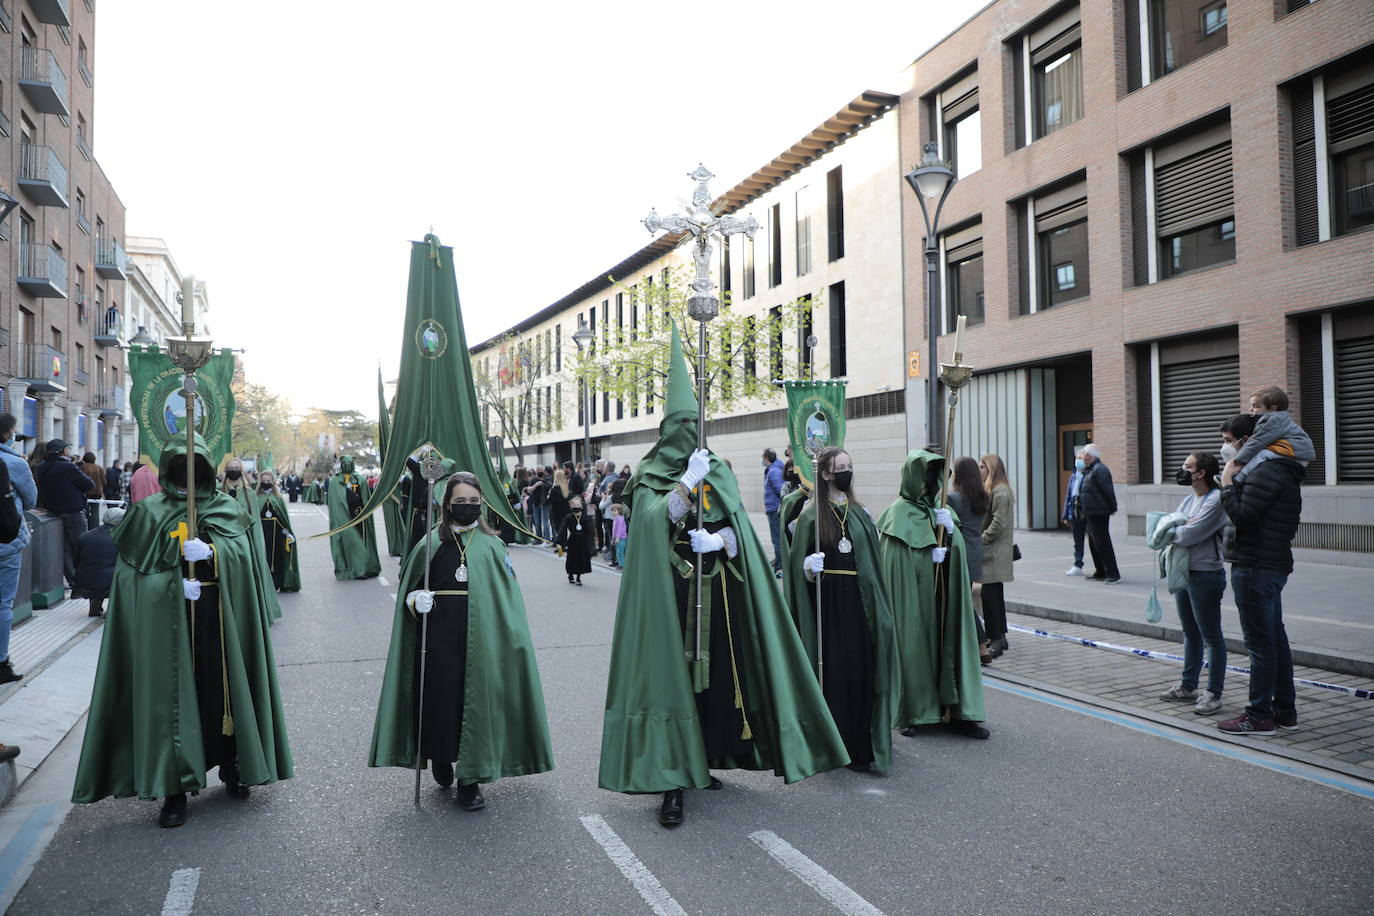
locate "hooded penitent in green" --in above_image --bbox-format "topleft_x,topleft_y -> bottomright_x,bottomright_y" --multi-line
73,435 -> 293,802
305,480 -> 323,504
222,478 -> 283,622
369,527 -> 553,783
260,487 -> 301,592
328,457 -> 381,579
784,494 -> 899,770
377,367 -> 405,557
876,450 -> 985,725
598,324 -> 848,792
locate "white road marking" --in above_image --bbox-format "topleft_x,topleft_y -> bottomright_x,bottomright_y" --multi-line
389,593 -> 397,601
750,830 -> 885,916
160,868 -> 201,916
378,576 -> 390,587
579,815 -> 686,916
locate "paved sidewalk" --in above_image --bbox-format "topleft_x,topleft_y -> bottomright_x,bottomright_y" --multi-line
1005,529 -> 1374,676
987,610 -> 1374,781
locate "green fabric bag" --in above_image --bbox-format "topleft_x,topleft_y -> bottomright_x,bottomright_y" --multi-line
1146,584 -> 1163,624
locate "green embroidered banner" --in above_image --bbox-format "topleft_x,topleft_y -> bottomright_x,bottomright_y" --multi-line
128,346 -> 237,467
783,379 -> 847,489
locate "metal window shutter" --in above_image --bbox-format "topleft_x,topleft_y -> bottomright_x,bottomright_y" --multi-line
1136,347 -> 1154,483
1292,82 -> 1319,247
1155,142 -> 1234,237
943,86 -> 978,123
1131,155 -> 1149,286
1327,81 -> 1374,151
1125,0 -> 1142,92
1160,355 -> 1240,474
1335,334 -> 1374,483
1298,315 -> 1327,485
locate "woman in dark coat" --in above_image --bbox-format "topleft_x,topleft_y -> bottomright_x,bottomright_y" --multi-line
947,456 -> 990,664
73,507 -> 124,617
556,495 -> 594,585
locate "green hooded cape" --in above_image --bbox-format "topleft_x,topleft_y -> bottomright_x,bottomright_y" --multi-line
261,488 -> 301,592
305,480 -> 323,504
369,527 -> 554,782
598,324 -> 848,792
783,496 -> 900,770
73,435 -> 294,802
875,450 -> 985,725
222,479 -> 283,622
328,456 -> 382,579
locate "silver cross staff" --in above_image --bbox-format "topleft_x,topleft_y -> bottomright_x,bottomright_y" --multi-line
643,166 -> 758,673
414,448 -> 447,806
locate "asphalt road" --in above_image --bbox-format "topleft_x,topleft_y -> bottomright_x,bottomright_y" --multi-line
10,505 -> 1374,915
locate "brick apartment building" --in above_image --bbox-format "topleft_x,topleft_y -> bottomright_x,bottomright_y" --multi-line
0,0 -> 130,462
900,0 -> 1373,546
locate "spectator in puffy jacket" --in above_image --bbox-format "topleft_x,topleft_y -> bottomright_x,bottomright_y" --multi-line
74,506 -> 125,617
0,414 -> 37,684
1078,443 -> 1120,583
1216,413 -> 1304,738
35,439 -> 95,588
762,448 -> 784,574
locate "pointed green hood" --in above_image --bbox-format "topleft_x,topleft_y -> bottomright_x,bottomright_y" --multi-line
626,321 -> 700,498
158,432 -> 220,499
876,449 -> 945,550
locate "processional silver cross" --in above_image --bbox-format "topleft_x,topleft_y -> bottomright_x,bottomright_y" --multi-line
642,165 -> 758,671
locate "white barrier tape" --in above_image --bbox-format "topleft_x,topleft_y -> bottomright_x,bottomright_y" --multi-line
1005,623 -> 1374,701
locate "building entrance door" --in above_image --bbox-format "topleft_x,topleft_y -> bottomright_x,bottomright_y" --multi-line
1057,423 -> 1093,528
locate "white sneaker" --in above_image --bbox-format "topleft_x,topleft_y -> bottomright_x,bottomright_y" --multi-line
1193,693 -> 1223,716
1065,566 -> 1084,576
1159,683 -> 1198,701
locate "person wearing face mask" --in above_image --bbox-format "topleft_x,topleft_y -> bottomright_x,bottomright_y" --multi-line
370,472 -> 553,812
73,434 -> 294,828
556,495 -> 594,585
327,455 -> 381,580
785,447 -> 899,773
1076,443 -> 1120,584
220,457 -> 283,623
599,324 -> 847,829
256,471 -> 300,593
1152,451 -> 1228,716
1062,448 -> 1088,576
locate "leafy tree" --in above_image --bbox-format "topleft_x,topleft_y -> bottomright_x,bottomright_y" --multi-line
474,331 -> 549,466
230,364 -> 292,471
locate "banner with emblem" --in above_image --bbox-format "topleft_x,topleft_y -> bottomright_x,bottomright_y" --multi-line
329,234 -> 520,535
127,345 -> 237,467
783,379 -> 848,489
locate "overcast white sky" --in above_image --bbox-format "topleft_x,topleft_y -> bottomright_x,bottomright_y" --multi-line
96,0 -> 985,418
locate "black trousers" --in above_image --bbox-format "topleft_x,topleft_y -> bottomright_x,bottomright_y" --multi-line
1085,514 -> 1120,579
982,582 -> 1007,641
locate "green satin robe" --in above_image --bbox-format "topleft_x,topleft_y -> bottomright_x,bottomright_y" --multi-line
369,528 -> 553,783
73,442 -> 293,802
875,450 -> 986,725
261,490 -> 301,592
223,482 -> 283,622
327,472 -> 381,579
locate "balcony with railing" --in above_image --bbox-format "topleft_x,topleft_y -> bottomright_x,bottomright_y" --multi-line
26,0 -> 71,27
19,46 -> 69,117
95,238 -> 127,279
17,342 -> 67,392
18,144 -> 69,208
95,384 -> 125,416
16,243 -> 67,298
94,307 -> 121,346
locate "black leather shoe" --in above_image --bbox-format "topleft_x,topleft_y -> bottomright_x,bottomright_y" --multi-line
220,764 -> 251,799
900,725 -> 927,738
0,662 -> 21,685
158,793 -> 188,828
846,761 -> 872,772
455,782 -> 485,811
705,776 -> 723,790
658,789 -> 683,827
432,760 -> 454,788
942,720 -> 991,740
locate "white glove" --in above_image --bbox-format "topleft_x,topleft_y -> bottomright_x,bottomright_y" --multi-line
183,578 -> 202,600
407,590 -> 435,614
803,552 -> 825,580
680,448 -> 711,490
183,538 -> 213,563
689,528 -> 725,554
285,533 -> 296,545
934,508 -> 956,536
931,546 -> 948,565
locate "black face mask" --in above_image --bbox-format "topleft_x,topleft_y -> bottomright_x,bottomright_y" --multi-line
260,481 -> 274,490
448,503 -> 481,526
1175,467 -> 1194,486
226,468 -> 242,480
831,470 -> 853,493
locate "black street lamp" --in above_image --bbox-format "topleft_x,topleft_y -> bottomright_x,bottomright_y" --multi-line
904,142 -> 957,451
571,319 -> 594,468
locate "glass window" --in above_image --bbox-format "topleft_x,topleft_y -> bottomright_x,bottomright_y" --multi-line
1035,46 -> 1082,138
946,253 -> 985,328
945,109 -> 981,179
1039,219 -> 1090,306
1161,219 -> 1235,278
1151,0 -> 1228,78
1334,145 -> 1374,235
